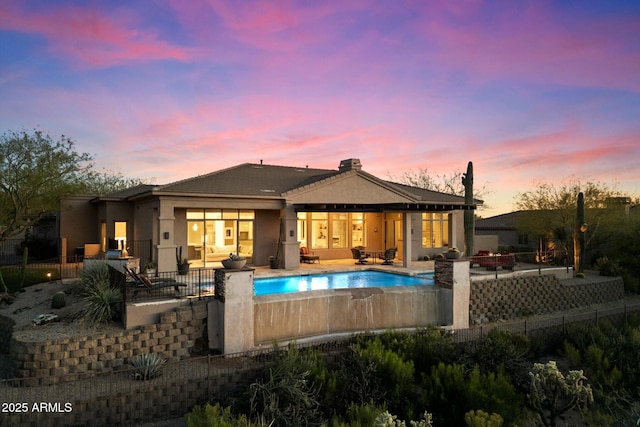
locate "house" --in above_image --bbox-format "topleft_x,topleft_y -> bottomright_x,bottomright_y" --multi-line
59,158 -> 480,272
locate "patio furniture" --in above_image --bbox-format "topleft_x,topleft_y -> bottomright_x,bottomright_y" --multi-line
123,266 -> 187,298
378,247 -> 397,265
351,247 -> 370,264
300,247 -> 320,264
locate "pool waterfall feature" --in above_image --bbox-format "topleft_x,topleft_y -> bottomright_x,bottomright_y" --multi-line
206,260 -> 470,354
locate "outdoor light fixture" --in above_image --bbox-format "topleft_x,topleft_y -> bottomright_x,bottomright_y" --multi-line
580,223 -> 588,233
46,272 -> 52,282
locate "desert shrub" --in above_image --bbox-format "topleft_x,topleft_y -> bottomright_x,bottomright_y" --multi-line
585,344 -> 623,389
462,329 -> 531,393
466,365 -> 521,424
130,353 -> 165,380
83,279 -> 122,324
355,337 -> 416,418
562,341 -> 582,369
365,328 -> 458,381
327,401 -> 386,427
185,402 -> 270,427
423,362 -> 468,425
80,261 -> 110,293
247,346 -> 322,427
50,291 -> 66,309
464,409 -> 504,427
595,256 -> 623,277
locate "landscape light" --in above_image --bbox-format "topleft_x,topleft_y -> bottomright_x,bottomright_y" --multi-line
47,272 -> 52,282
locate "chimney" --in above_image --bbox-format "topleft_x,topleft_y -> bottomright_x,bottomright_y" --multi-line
338,158 -> 362,172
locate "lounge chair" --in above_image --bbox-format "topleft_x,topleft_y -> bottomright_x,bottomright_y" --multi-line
300,247 -> 320,264
123,266 -> 187,298
351,247 -> 370,264
378,248 -> 397,265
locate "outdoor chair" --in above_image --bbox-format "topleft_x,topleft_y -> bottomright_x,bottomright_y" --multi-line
300,247 -> 320,264
123,266 -> 187,298
378,247 -> 397,265
351,247 -> 370,264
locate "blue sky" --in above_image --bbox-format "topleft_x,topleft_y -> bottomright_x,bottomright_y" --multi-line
1,0 -> 639,216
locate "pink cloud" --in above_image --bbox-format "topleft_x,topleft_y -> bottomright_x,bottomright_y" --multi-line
0,3 -> 196,67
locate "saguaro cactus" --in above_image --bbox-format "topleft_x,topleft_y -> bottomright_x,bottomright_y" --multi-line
462,161 -> 474,257
574,192 -> 585,275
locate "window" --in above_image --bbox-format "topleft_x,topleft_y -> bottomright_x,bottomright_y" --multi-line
297,213 -> 308,247
114,221 -> 127,250
351,213 -> 366,247
422,213 -> 449,248
311,213 -> 328,249
331,213 -> 348,248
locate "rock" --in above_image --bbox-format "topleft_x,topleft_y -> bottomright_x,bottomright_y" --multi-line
33,313 -> 59,325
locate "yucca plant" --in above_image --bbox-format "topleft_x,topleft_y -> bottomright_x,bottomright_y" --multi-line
83,279 -> 122,324
80,261 -> 110,294
130,353 -> 165,380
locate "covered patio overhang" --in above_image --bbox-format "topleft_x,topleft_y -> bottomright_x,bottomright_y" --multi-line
295,202 -> 475,212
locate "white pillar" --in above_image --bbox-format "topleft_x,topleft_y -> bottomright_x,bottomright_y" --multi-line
402,212 -> 412,268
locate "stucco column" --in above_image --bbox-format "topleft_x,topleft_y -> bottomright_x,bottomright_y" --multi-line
215,268 -> 255,354
402,212 -> 412,267
435,258 -> 470,329
157,201 -> 176,273
281,205 -> 300,270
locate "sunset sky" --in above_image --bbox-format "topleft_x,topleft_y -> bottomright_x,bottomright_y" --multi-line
1,0 -> 639,217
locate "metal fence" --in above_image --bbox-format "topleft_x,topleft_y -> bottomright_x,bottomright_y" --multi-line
119,267 -> 219,303
468,249 -> 572,279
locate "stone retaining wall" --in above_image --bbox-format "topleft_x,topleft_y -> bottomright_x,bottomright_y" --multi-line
469,275 -> 624,324
9,301 -> 209,386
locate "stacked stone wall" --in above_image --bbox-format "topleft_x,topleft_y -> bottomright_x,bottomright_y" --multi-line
469,275 -> 624,324
9,301 -> 209,386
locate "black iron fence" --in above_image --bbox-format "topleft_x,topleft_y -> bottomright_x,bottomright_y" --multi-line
119,267 -> 219,303
467,249 -> 572,279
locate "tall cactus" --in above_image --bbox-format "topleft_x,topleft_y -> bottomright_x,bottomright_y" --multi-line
462,161 -> 474,256
574,192 -> 585,275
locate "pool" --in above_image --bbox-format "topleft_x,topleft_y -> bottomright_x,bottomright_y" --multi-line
254,270 -> 434,296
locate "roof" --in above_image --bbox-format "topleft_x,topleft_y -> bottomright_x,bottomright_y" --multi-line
156,163 -> 337,196
476,210 -> 547,230
94,160 -> 473,208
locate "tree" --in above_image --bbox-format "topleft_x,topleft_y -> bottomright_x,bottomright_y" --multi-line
0,129 -> 95,241
514,179 -> 626,261
80,169 -> 151,195
387,167 -> 490,209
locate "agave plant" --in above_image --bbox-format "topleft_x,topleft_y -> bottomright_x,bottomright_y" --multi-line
83,279 -> 122,324
130,353 -> 165,380
80,261 -> 110,294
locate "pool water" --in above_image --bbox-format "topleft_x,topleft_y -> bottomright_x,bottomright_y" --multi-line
254,270 -> 434,296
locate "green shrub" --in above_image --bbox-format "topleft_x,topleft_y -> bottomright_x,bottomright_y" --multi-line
130,353 -> 165,380
51,291 -> 66,309
80,261 -> 110,293
423,362 -> 468,425
562,341 -> 582,369
595,256 -> 623,277
185,402 -> 270,427
83,279 -> 122,324
247,346 -> 322,427
356,337 -> 416,418
462,329 -> 531,393
466,365 -> 521,424
464,409 -> 504,427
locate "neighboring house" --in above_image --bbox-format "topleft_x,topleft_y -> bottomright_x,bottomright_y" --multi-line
59,158 -> 480,272
475,211 -> 535,250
